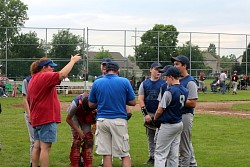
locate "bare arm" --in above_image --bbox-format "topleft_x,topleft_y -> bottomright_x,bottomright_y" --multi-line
126,99 -> 136,106
138,94 -> 145,108
66,114 -> 84,139
138,94 -> 152,122
154,107 -> 164,121
23,95 -> 30,121
185,99 -> 197,108
88,102 -> 97,109
59,54 -> 81,80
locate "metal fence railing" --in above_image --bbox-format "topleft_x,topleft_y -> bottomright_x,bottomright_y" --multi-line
0,27 -> 250,81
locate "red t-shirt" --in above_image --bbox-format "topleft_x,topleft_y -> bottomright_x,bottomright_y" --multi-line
28,72 -> 61,127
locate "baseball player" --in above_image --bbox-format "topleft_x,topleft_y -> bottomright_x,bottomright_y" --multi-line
231,71 -> 239,94
198,70 -> 206,93
154,66 -> 188,167
171,55 -> 198,167
66,93 -> 97,167
158,65 -> 173,101
138,62 -> 165,165
22,75 -> 37,167
219,70 -> 228,94
95,58 -> 111,80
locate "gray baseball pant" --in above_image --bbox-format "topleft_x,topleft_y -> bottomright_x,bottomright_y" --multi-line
179,113 -> 197,167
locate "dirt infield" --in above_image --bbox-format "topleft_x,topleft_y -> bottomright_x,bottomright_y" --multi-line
13,101 -> 250,119
194,101 -> 250,118
60,101 -> 250,119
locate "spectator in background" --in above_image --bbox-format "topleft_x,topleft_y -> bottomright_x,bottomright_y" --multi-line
219,70 -> 227,94
0,86 -> 4,97
62,76 -> 70,94
231,71 -> 239,95
129,76 -> 136,90
198,70 -> 206,93
0,74 -> 9,97
210,76 -> 220,92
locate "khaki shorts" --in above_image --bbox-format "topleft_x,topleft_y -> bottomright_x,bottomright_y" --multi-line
95,118 -> 130,157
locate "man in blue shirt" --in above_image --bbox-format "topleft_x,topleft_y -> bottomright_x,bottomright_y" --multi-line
88,61 -> 136,167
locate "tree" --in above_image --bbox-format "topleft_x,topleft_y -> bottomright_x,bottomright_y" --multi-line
220,54 -> 240,75
9,31 -> 45,58
88,47 -> 113,77
6,31 -> 45,78
135,24 -> 179,71
0,0 -> 28,56
49,29 -> 85,77
240,42 -> 250,75
207,43 -> 218,58
176,41 -> 205,74
0,0 -> 28,77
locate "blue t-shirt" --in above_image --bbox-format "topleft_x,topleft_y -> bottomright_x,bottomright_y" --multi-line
88,74 -> 135,120
158,84 -> 188,124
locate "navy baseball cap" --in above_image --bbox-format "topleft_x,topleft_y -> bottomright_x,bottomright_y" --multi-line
171,55 -> 190,68
159,65 -> 173,73
101,58 -> 111,65
162,66 -> 181,77
106,61 -> 120,71
38,59 -> 57,67
151,62 -> 163,69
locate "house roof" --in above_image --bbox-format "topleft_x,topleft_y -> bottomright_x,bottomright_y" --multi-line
202,52 -> 218,61
87,51 -> 140,70
202,52 -> 219,73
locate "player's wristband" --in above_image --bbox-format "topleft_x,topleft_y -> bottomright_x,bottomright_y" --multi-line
141,106 -> 148,117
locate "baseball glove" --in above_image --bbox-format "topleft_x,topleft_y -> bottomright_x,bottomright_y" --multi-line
144,116 -> 162,130
144,121 -> 157,131
127,112 -> 132,120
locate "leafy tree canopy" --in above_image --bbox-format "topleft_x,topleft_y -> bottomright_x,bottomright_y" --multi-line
176,41 -> 205,71
135,24 -> 179,70
0,0 -> 28,50
207,43 -> 218,58
49,29 -> 85,77
6,31 -> 45,77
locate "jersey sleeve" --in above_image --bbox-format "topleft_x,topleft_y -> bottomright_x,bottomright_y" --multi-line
187,81 -> 198,100
159,91 -> 172,109
138,82 -> 144,95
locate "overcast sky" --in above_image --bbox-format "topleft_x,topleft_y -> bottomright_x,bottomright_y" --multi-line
20,0 -> 250,56
21,0 -> 250,33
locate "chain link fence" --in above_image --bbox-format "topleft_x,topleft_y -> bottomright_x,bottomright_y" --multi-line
0,27 -> 250,83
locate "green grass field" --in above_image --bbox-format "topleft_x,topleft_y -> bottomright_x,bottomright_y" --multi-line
1,88 -> 250,167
